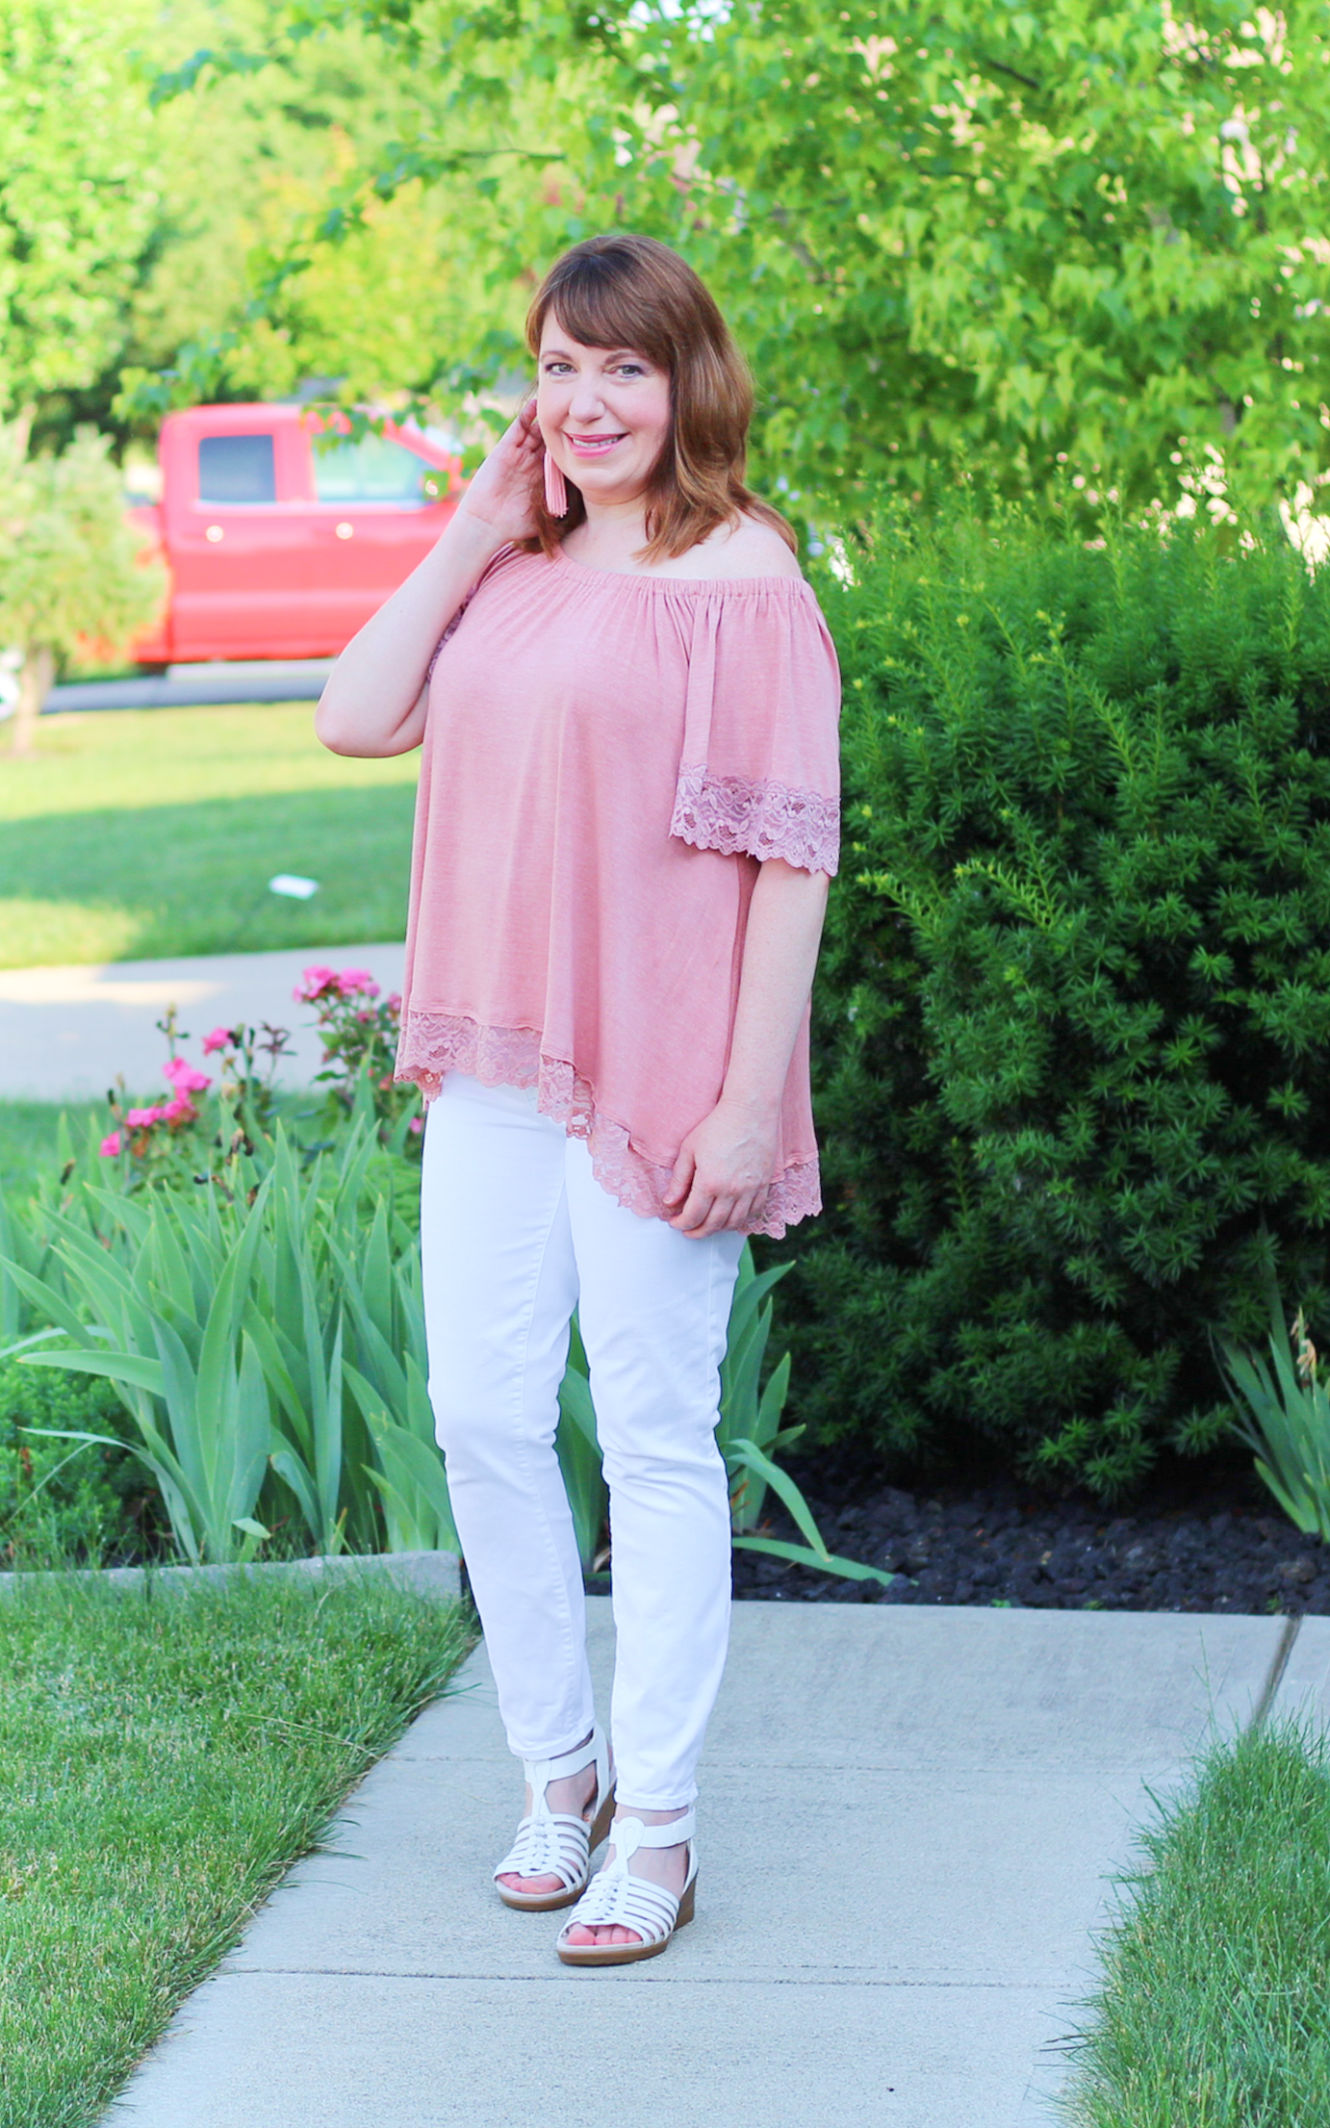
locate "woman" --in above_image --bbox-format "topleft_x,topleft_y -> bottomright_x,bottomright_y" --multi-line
316,232 -> 840,1966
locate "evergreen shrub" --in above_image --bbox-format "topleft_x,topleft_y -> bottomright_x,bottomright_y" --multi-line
0,1360 -> 151,1565
791,505 -> 1330,1494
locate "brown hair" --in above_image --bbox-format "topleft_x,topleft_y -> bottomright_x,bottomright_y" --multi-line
520,232 -> 794,564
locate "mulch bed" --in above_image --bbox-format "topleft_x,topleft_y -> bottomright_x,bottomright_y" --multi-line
729,1459 -> 1330,1613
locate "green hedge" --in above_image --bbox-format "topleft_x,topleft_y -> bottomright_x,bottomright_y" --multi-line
787,504 -> 1330,1495
0,1360 -> 150,1566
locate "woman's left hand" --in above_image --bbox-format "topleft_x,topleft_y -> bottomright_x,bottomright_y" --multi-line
663,1099 -> 777,1237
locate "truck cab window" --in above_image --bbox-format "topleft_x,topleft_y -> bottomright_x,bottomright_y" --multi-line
312,433 -> 439,506
198,433 -> 277,504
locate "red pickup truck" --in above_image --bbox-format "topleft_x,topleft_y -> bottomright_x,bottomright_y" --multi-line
130,402 -> 463,664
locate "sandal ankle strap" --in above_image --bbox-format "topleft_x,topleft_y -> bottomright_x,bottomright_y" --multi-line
607,1810 -> 696,1859
522,1726 -> 609,1815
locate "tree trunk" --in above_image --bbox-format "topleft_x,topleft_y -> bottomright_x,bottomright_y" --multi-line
11,644 -> 54,756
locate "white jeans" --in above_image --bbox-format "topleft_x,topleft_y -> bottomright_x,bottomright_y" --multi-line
419,1072 -> 744,1811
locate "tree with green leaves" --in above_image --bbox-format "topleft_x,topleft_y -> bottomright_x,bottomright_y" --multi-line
0,428 -> 164,754
152,0 -> 1330,516
0,0 -> 513,452
115,0 -> 518,438
0,1 -> 162,431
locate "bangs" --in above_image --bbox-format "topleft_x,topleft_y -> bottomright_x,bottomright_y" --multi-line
527,255 -> 673,368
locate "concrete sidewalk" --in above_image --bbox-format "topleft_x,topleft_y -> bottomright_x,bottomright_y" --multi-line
0,942 -> 405,1101
42,659 -> 334,715
100,1598 -> 1313,2128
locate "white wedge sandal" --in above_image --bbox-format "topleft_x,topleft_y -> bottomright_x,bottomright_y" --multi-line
554,1810 -> 697,1966
493,1727 -> 616,1912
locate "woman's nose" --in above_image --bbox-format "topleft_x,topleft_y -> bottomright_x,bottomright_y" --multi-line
567,376 -> 606,421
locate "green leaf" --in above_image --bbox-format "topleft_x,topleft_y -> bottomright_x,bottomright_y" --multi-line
20,1348 -> 166,1396
730,1536 -> 894,1586
724,1436 -> 827,1556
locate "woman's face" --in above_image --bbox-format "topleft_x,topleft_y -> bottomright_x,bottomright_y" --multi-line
536,313 -> 672,508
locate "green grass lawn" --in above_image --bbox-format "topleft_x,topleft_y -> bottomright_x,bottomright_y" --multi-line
0,1099 -> 106,1197
0,705 -> 419,968
1067,1717 -> 1330,2125
0,1571 -> 472,2128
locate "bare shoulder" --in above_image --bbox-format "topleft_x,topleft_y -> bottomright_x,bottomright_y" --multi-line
686,514 -> 804,582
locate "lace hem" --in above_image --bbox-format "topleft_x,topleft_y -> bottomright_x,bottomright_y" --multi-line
395,1008 -> 821,1239
670,762 -> 839,876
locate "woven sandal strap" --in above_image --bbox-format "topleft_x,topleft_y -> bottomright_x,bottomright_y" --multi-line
493,1810 -> 591,1887
506,1810 -> 594,1848
560,1870 -> 681,1943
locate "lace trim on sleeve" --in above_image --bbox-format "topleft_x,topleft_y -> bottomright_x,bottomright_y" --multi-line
395,1007 -> 821,1239
670,762 -> 839,876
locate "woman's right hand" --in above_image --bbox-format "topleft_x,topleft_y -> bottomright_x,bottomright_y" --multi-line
453,399 -> 544,546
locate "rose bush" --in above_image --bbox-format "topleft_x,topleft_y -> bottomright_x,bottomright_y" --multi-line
98,1043 -> 214,1184
96,970 -> 423,1185
296,964 -> 423,1146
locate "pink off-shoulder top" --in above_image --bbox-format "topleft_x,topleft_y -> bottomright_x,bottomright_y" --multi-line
394,542 -> 841,1237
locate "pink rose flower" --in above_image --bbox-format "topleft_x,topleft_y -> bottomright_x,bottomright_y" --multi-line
162,1058 -> 211,1094
201,1026 -> 234,1055
336,969 -> 380,998
162,1093 -> 198,1126
99,1131 -> 123,1157
408,1115 -> 424,1136
294,964 -> 340,1003
126,1106 -> 165,1128
385,992 -> 402,1013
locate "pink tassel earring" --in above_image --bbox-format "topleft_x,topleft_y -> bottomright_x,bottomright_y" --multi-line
544,450 -> 568,517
